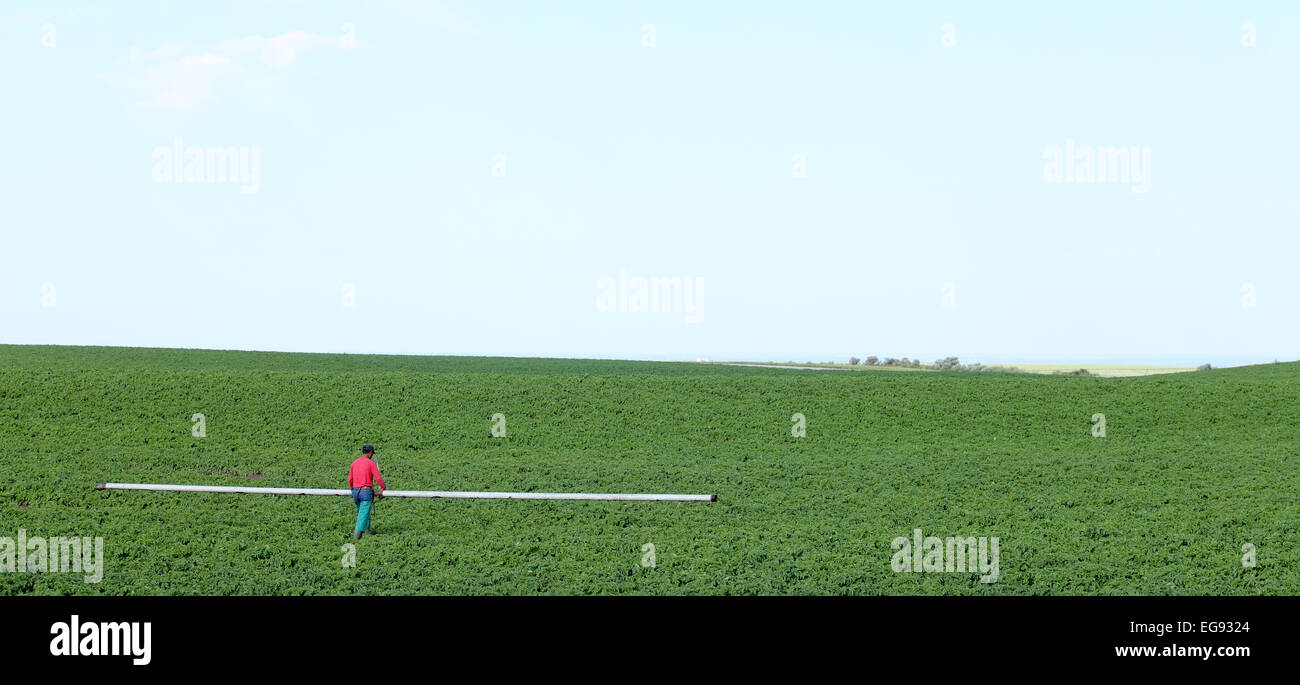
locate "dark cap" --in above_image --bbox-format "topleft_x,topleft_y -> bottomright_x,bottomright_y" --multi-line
362,444 -> 375,454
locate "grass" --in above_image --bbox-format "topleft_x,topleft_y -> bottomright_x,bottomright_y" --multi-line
1,344 -> 1296,595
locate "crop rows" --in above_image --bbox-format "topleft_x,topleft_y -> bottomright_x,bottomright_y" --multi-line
1,345 -> 1297,595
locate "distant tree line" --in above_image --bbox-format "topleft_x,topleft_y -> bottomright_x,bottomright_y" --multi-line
845,358 -> 1218,374
848,356 -> 1022,372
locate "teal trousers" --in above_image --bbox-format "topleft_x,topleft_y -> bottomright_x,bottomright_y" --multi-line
351,487 -> 373,532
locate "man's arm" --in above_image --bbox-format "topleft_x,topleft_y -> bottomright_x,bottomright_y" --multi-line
372,461 -> 386,495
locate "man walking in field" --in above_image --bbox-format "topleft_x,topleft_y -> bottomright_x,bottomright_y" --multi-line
349,444 -> 386,539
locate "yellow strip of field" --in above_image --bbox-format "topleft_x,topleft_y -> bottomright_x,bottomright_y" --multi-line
1008,364 -> 1196,377
713,361 -> 1199,377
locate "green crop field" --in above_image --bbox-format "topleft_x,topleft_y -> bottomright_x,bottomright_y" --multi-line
2,344 -> 1297,595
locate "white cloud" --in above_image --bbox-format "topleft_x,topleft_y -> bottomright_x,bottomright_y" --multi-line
132,54 -> 234,110
108,30 -> 351,110
217,31 -> 348,68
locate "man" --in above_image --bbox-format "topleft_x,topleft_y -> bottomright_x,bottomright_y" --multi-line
348,444 -> 386,539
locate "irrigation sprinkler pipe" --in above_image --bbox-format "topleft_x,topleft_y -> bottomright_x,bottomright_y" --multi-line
94,482 -> 717,502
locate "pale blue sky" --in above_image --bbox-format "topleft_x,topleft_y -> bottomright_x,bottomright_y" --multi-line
2,1 -> 1297,366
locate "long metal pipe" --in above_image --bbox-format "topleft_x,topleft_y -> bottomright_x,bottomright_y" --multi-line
95,482 -> 717,502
